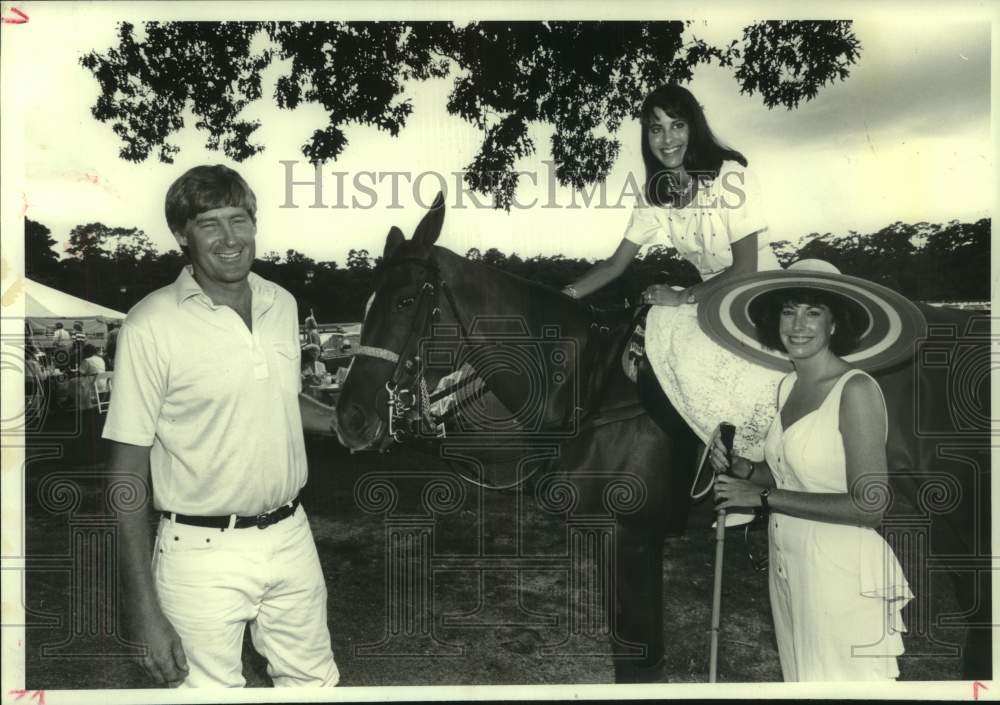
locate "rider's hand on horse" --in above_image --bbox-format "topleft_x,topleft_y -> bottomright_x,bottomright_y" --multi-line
642,285 -> 685,306
714,474 -> 761,510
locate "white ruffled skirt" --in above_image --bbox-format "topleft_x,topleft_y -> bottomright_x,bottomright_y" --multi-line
643,303 -> 784,461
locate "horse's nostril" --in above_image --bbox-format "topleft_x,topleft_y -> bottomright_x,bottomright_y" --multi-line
341,404 -> 368,435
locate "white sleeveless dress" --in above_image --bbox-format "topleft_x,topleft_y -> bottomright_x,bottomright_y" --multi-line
763,369 -> 913,681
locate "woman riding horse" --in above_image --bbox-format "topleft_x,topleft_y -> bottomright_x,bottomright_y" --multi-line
562,83 -> 783,466
335,196 -> 987,683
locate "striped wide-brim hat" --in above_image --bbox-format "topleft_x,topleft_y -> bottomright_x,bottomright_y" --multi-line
697,260 -> 928,372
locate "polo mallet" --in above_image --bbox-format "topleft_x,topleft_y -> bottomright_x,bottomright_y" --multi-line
709,421 -> 736,683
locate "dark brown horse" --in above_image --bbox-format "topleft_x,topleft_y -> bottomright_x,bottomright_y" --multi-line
336,195 -> 991,682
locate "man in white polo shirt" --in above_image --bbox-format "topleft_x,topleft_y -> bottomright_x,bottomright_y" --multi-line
103,165 -> 339,688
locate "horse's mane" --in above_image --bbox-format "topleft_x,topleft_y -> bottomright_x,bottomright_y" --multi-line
375,242 -> 583,305
375,243 -> 639,332
431,245 -> 590,310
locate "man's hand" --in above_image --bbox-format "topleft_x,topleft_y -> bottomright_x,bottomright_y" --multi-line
106,441 -> 188,686
135,607 -> 189,687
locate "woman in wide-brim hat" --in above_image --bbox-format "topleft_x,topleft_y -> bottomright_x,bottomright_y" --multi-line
705,259 -> 923,681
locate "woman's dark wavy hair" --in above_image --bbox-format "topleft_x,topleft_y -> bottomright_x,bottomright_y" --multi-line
750,287 -> 868,357
640,84 -> 747,207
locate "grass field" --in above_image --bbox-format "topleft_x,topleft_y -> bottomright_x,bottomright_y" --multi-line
22,412 -> 973,689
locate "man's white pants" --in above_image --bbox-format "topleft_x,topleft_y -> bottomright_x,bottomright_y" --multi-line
152,505 -> 339,688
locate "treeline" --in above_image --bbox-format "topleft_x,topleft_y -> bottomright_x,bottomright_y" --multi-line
25,217 -> 989,322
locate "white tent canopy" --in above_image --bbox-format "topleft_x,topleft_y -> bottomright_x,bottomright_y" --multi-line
24,278 -> 126,350
26,279 -> 126,319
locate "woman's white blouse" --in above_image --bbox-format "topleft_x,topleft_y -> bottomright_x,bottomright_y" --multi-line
623,165 -> 777,279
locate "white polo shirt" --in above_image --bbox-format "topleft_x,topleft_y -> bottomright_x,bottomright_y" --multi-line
103,266 -> 307,516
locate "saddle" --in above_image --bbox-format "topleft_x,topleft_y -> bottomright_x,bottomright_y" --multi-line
576,305 -> 647,429
621,305 -> 650,384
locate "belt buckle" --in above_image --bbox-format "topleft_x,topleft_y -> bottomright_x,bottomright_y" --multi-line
255,511 -> 273,530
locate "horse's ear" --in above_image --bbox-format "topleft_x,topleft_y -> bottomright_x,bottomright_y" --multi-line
413,192 -> 445,248
384,226 -> 405,260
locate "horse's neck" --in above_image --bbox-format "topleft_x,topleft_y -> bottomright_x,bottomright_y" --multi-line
436,248 -> 592,425
436,248 -> 590,337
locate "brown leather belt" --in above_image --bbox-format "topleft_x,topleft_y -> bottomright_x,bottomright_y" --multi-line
163,497 -> 300,530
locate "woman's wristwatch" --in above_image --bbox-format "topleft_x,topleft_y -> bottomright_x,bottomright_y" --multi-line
759,488 -> 771,515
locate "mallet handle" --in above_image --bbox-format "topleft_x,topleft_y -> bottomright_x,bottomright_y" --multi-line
709,422 -> 736,683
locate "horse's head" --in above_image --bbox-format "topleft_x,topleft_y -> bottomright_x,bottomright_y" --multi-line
336,193 -> 448,451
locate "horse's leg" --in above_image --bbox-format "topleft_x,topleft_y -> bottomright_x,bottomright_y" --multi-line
954,463 -> 992,680
954,569 -> 993,679
607,415 -> 675,682
559,412 -> 673,683
613,514 -> 668,682
602,361 -> 700,682
636,357 -> 701,536
889,452 -> 992,679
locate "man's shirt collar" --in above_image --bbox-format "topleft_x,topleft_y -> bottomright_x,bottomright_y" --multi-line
173,265 -> 276,315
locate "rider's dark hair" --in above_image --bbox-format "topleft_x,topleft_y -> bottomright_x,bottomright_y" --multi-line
640,84 -> 747,207
750,288 -> 866,357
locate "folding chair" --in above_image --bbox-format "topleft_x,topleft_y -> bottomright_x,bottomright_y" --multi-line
92,372 -> 113,414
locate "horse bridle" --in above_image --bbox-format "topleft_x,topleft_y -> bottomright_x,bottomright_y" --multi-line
353,254 -> 474,447
349,252 -> 629,492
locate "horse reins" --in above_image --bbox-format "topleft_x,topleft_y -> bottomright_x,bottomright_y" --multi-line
353,254 -> 543,489
350,252 -> 636,491
353,255 -> 476,448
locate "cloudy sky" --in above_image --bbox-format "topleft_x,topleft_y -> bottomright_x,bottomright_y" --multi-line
6,3 -> 994,266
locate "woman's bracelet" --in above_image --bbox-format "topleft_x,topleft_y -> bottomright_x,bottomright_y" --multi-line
563,286 -> 579,299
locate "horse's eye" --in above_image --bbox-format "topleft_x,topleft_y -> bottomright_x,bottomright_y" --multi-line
396,296 -> 416,311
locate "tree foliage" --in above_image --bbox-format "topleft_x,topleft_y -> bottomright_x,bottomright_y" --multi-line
735,21 -> 860,109
346,248 -> 373,271
66,222 -> 156,262
82,20 -> 862,209
25,217 -> 990,320
25,218 -> 60,275
80,22 -> 270,163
